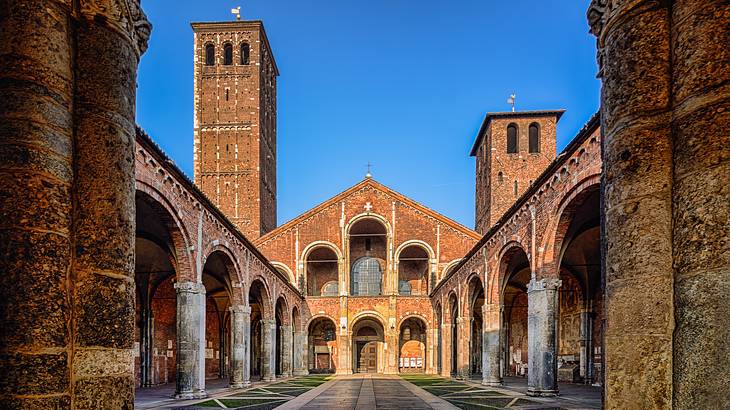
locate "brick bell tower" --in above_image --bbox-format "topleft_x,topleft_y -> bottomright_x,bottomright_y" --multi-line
471,110 -> 564,234
191,20 -> 278,239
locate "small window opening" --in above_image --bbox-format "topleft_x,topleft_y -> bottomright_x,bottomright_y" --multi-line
507,123 -> 518,153
241,43 -> 250,65
498,172 -> 504,184
223,43 -> 233,65
225,89 -> 229,101
529,123 -> 540,153
205,44 -> 215,66
514,181 -> 518,196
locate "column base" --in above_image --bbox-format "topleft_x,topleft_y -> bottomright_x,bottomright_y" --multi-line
336,369 -> 353,375
263,376 -> 276,382
293,369 -> 309,376
482,379 -> 503,387
229,382 -> 246,389
526,388 -> 558,397
174,390 -> 208,400
242,381 -> 252,387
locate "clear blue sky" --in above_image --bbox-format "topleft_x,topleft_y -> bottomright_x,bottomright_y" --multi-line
137,0 -> 599,229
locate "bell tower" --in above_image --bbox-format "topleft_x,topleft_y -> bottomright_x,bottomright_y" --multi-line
471,110 -> 564,234
191,20 -> 278,238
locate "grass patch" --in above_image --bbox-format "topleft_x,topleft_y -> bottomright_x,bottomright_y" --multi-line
192,400 -> 223,407
219,398 -> 287,407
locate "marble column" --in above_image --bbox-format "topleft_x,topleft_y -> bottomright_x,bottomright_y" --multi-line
229,305 -> 249,388
174,281 -> 207,399
242,307 -> 252,387
292,329 -> 308,376
261,319 -> 276,381
482,304 -> 502,386
281,325 -> 293,377
526,278 -> 561,397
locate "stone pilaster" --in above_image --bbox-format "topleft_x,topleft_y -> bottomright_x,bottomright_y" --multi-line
174,281 -> 207,399
527,278 -> 560,397
261,319 -> 276,381
482,304 -> 502,386
292,330 -> 308,376
280,325 -> 293,377
229,305 -> 249,388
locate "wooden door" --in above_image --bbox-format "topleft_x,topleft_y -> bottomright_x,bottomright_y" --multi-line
358,341 -> 378,373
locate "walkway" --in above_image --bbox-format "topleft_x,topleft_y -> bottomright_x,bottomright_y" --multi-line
279,374 -> 457,410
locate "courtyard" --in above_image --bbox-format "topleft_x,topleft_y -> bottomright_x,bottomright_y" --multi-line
135,374 -> 601,410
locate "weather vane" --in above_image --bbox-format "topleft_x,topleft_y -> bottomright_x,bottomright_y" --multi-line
507,93 -> 516,112
365,162 -> 373,179
231,6 -> 241,21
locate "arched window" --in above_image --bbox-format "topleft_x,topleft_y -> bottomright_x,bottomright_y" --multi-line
351,257 -> 382,296
321,281 -> 338,297
223,43 -> 233,65
205,44 -> 215,66
507,123 -> 518,153
529,122 -> 540,153
241,43 -> 250,65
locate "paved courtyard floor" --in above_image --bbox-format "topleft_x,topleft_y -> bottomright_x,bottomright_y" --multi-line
134,374 -> 601,409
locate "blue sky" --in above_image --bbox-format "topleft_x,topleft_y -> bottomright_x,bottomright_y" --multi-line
137,0 -> 599,229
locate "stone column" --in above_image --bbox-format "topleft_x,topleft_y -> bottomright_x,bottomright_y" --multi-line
588,1 -> 729,407
140,304 -> 154,387
242,307 -> 252,387
456,317 -> 470,379
292,328 -> 308,376
175,282 -> 207,399
261,319 -> 276,381
482,304 -> 502,386
280,325 -> 293,377
440,323 -> 452,377
229,306 -> 249,388
0,1 -> 149,407
526,278 -> 560,397
578,309 -> 592,383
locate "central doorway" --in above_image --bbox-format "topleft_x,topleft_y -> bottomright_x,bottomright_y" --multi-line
351,317 -> 385,374
357,341 -> 378,373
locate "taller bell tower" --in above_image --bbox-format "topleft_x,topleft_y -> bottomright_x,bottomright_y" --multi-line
191,20 -> 278,238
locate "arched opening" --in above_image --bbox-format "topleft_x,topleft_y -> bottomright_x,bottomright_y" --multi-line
205,43 -> 215,66
501,246 -> 531,379
240,42 -> 250,65
448,293 -> 459,376
397,245 -> 429,296
352,317 -> 385,373
274,297 -> 289,377
306,247 -> 339,296
248,280 -> 269,381
469,276 -> 485,378
349,218 -> 387,296
201,251 -> 236,383
398,317 -> 427,373
529,122 -> 540,153
307,317 -> 337,374
222,43 -> 233,65
556,187 -> 601,385
507,123 -> 519,153
134,191 -> 181,389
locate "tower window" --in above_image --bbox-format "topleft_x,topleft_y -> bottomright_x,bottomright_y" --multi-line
507,123 -> 518,153
205,43 -> 215,66
225,89 -> 229,101
529,122 -> 540,153
514,181 -> 518,196
241,43 -> 250,65
223,43 -> 233,65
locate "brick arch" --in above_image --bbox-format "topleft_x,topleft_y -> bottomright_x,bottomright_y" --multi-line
395,239 -> 435,261
445,291 -> 459,323
305,313 -> 338,331
269,261 -> 295,284
275,294 -> 290,326
248,276 -> 273,319
202,246 -> 244,305
345,212 -> 392,237
135,182 -> 196,282
397,313 -> 431,330
301,240 -> 343,260
539,174 -> 601,274
440,259 -> 462,282
350,310 -> 388,331
496,241 -> 530,289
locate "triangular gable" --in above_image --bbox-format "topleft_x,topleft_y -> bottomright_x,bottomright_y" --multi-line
255,178 -> 480,244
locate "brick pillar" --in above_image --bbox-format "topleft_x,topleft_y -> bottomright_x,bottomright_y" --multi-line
527,278 -> 560,397
174,282 -> 207,399
261,319 -> 276,381
229,305 -> 248,388
588,0 -> 729,407
280,325 -> 293,377
0,0 -> 149,407
482,304 -> 502,386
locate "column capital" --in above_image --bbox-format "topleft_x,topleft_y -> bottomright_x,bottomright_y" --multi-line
78,0 -> 151,57
527,278 -> 562,293
174,281 -> 206,294
230,305 -> 251,314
